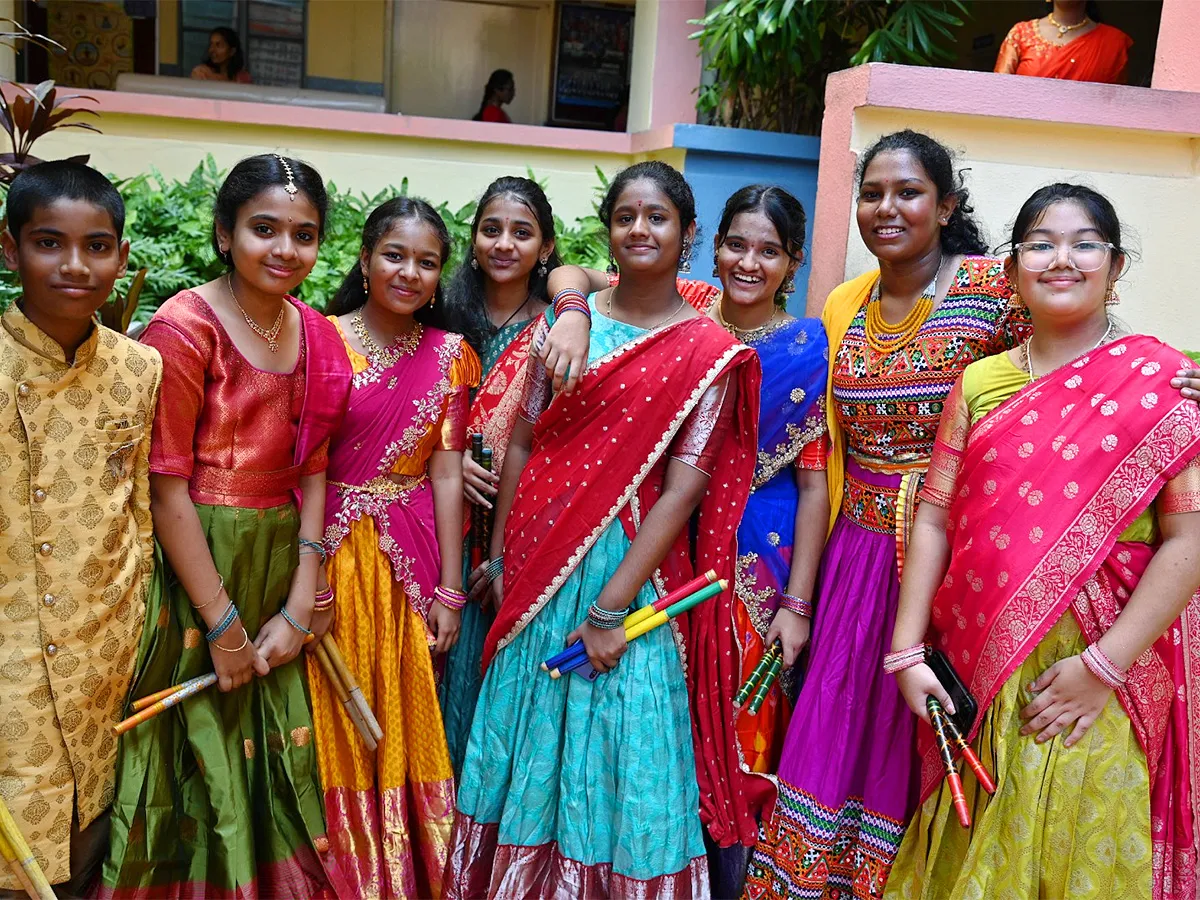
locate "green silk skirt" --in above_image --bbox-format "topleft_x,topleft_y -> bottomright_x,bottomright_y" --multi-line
100,504 -> 344,899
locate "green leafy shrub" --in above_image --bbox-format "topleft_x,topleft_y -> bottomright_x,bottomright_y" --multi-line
0,156 -> 611,321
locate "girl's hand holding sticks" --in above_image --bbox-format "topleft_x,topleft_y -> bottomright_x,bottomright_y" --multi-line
566,615 -> 628,674
428,601 -> 462,654
255,608 -> 309,668
895,661 -> 956,724
210,625 -> 269,692
463,448 -> 499,507
765,609 -> 810,668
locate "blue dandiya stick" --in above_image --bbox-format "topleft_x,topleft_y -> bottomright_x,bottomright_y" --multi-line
552,580 -> 727,678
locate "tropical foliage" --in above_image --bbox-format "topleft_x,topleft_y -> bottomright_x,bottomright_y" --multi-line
691,0 -> 968,135
0,156 -> 612,321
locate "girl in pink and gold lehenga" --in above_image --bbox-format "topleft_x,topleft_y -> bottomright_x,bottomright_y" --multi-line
886,184 -> 1200,899
307,198 -> 480,898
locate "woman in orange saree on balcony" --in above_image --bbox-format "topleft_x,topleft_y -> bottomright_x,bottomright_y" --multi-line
886,184 -> 1200,900
994,1 -> 1131,85
309,198 -> 480,899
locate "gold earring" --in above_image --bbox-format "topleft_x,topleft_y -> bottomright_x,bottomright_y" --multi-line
1105,283 -> 1119,306
362,274 -> 369,293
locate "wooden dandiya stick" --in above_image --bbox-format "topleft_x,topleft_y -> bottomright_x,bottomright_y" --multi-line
113,673 -> 218,736
131,674 -> 216,712
0,795 -> 54,900
321,636 -> 383,743
928,698 -> 971,828
0,827 -> 41,900
748,648 -> 785,716
736,642 -> 781,706
314,641 -> 377,752
940,707 -> 996,795
540,570 -> 722,673
551,580 -> 728,678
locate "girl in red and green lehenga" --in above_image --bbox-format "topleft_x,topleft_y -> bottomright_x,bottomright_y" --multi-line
101,154 -> 352,898
887,183 -> 1200,899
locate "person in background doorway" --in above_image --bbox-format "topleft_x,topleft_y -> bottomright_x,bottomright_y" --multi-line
994,1 -> 1131,84
473,69 -> 515,123
190,26 -> 252,84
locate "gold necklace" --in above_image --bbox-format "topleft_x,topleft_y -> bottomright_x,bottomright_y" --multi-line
716,299 -> 783,342
605,290 -> 685,330
351,310 -> 421,368
227,274 -> 284,353
863,259 -> 941,356
1047,12 -> 1089,37
1023,320 -> 1113,382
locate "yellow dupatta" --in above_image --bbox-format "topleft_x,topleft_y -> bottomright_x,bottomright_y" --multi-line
818,269 -> 879,535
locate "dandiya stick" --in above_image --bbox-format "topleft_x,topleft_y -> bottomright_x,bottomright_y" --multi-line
314,641 -> 377,752
0,795 -> 55,900
0,827 -> 41,900
551,580 -> 728,678
131,674 -> 216,712
735,643 -> 781,706
928,698 -> 971,828
113,674 -> 218,736
940,708 -> 996,795
322,636 -> 383,743
540,570 -> 720,673
747,649 -> 785,716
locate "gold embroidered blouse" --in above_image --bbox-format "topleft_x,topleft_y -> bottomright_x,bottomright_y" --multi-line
0,304 -> 161,887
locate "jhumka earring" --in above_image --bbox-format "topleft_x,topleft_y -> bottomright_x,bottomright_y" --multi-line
712,254 -> 720,278
538,258 -> 549,277
362,274 -> 369,293
679,240 -> 692,274
1105,283 -> 1120,306
781,275 -> 796,294
606,251 -> 618,276
470,256 -> 479,270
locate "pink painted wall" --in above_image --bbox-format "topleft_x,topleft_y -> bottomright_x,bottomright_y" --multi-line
1152,0 -> 1200,91
647,0 -> 705,130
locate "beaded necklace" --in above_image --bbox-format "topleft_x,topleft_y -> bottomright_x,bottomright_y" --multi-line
863,258 -> 942,357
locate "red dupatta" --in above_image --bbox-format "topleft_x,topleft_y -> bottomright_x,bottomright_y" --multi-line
465,316 -> 541,477
921,335 -> 1200,899
479,315 -> 763,845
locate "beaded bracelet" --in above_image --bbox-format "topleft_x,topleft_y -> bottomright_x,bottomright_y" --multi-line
1081,643 -> 1127,690
434,585 -> 467,612
192,574 -> 225,611
280,607 -> 313,637
587,603 -> 627,631
299,538 -> 327,565
485,556 -> 504,584
883,643 -> 929,675
205,601 -> 240,643
778,593 -> 813,619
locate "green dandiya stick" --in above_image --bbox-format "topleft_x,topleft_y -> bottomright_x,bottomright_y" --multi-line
736,642 -> 781,706
748,651 -> 785,715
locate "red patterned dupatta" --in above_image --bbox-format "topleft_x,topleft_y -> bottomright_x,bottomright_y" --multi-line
920,335 -> 1200,899
323,327 -> 467,619
465,316 -> 541,476
479,316 -> 762,841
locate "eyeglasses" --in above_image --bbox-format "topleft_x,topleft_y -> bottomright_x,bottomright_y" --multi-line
1013,240 -> 1114,273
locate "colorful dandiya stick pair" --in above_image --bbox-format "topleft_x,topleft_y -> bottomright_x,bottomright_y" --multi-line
735,639 -> 784,715
927,697 -> 996,828
0,794 -> 54,900
113,673 -> 219,736
539,569 -> 719,675
545,576 -> 728,679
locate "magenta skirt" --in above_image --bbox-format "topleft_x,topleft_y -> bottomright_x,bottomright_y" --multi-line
744,464 -> 918,900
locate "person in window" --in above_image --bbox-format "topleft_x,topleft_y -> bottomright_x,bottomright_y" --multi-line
191,26 -> 252,84
994,1 -> 1131,85
472,69 -> 514,123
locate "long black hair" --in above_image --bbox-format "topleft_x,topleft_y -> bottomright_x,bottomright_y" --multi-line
203,27 -> 245,80
715,184 -> 806,310
212,153 -> 327,266
472,69 -> 513,121
326,196 -> 451,322
857,130 -> 988,256
1007,181 -> 1127,264
442,176 -> 561,352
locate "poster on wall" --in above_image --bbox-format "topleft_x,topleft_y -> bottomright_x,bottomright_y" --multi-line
550,2 -> 634,130
247,0 -> 304,87
47,0 -> 134,89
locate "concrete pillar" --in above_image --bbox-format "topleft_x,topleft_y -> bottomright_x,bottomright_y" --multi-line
628,0 -> 705,132
1152,0 -> 1200,92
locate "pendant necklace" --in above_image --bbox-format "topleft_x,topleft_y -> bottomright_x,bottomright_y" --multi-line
227,274 -> 284,353
352,310 -> 422,368
1047,12 -> 1089,38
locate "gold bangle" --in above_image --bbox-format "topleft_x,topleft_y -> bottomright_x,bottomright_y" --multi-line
210,629 -> 249,653
192,574 -> 225,610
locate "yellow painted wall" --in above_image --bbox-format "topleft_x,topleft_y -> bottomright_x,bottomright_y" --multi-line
0,0 -> 16,80
158,0 -> 178,67
306,0 -> 384,83
30,112 -> 628,222
842,107 -> 1200,347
